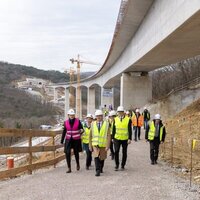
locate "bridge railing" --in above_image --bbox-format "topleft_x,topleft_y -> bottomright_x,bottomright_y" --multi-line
0,128 -> 64,180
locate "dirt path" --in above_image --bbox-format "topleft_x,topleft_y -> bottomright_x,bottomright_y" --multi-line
0,132 -> 199,200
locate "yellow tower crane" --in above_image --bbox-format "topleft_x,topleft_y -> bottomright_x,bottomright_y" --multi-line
70,54 -> 101,119
65,67 -> 76,109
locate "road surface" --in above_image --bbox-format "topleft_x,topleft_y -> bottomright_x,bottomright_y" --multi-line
0,133 -> 199,200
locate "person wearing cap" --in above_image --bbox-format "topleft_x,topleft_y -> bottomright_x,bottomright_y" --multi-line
108,110 -> 116,160
89,109 -> 111,177
142,107 -> 150,130
82,114 -> 93,170
112,106 -> 132,171
132,108 -> 143,141
145,114 -> 166,165
61,109 -> 84,173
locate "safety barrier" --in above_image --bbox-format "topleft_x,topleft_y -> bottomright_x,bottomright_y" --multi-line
160,113 -> 200,186
0,128 -> 64,180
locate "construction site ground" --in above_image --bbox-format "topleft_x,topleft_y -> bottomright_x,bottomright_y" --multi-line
0,131 -> 200,200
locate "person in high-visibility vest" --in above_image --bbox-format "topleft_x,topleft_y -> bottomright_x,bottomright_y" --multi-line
112,106 -> 132,171
145,114 -> 166,165
142,107 -> 150,130
82,114 -> 93,170
61,109 -> 84,173
125,110 -> 132,119
89,110 -> 111,177
132,109 -> 143,141
108,110 -> 116,160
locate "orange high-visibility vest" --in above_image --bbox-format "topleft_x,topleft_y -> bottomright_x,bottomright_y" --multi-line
132,115 -> 143,127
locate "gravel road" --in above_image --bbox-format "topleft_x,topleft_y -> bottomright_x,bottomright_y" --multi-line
0,133 -> 199,200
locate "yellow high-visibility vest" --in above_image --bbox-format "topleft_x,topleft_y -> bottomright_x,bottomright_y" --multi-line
91,121 -> 109,147
148,121 -> 164,141
82,126 -> 90,144
114,116 -> 129,140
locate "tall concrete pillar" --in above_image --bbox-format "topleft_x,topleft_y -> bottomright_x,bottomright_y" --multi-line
53,87 -> 58,102
87,87 -> 96,114
101,87 -> 114,109
120,72 -> 152,109
64,88 -> 69,120
76,87 -> 82,119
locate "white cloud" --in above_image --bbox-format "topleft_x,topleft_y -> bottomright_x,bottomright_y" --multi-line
0,0 -> 121,72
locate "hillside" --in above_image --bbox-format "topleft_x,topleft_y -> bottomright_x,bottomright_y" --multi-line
161,99 -> 200,182
0,61 -> 95,85
0,61 -> 95,129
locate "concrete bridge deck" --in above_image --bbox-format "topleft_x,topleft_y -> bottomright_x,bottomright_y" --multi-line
0,133 -> 199,200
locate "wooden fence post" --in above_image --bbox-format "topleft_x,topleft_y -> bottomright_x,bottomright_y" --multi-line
52,136 -> 56,168
28,136 -> 32,174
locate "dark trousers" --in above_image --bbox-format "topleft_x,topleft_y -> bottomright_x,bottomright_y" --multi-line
65,140 -> 80,169
110,140 -> 115,158
114,139 -> 128,168
84,144 -> 92,167
150,139 -> 160,162
94,157 -> 104,172
134,126 -> 141,141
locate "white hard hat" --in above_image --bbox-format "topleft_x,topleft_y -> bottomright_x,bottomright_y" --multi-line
136,109 -> 140,113
67,109 -> 75,115
95,110 -> 103,116
117,106 -> 124,112
154,114 -> 161,120
109,110 -> 116,117
144,107 -> 147,110
86,114 -> 93,118
126,111 -> 130,115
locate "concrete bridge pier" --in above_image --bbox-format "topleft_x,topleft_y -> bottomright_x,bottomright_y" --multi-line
76,87 -> 82,119
53,87 -> 58,102
64,88 -> 69,120
120,72 -> 152,109
87,87 -> 96,115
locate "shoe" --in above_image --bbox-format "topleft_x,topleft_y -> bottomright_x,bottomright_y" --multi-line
134,139 -> 137,142
151,161 -> 155,165
66,168 -> 71,173
115,166 -> 119,171
121,166 -> 125,171
86,166 -> 89,170
100,168 -> 103,173
155,161 -> 157,164
77,165 -> 80,171
95,170 -> 100,176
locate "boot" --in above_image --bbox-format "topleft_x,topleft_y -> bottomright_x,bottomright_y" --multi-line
95,157 -> 101,176
95,170 -> 100,176
76,164 -> 80,171
66,168 -> 71,173
100,160 -> 104,173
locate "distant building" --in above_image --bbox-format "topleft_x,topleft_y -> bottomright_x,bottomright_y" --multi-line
17,78 -> 49,89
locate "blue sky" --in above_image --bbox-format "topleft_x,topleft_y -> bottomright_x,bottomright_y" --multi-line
0,0 -> 121,72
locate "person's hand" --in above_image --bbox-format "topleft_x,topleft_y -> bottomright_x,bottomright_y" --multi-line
89,146 -> 93,152
128,139 -> 131,144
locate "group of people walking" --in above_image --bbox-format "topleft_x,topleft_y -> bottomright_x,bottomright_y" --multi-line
61,106 -> 166,176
